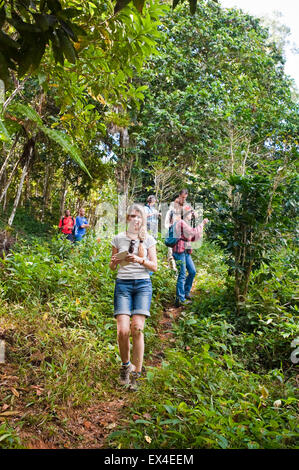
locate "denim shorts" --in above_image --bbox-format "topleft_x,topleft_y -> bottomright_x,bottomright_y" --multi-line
114,278 -> 152,317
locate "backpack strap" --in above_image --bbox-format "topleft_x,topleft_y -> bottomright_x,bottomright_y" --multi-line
169,209 -> 174,224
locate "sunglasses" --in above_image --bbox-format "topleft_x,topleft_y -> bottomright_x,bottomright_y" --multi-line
128,239 -> 136,254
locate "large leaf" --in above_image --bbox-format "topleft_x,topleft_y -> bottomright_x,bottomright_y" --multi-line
172,0 -> 181,9
0,31 -> 19,50
41,127 -> 91,177
46,0 -> 63,13
56,30 -> 77,64
0,119 -> 11,142
32,13 -> 57,32
133,0 -> 145,13
189,0 -> 197,15
9,102 -> 43,125
7,103 -> 90,176
114,0 -> 131,14
0,7 -> 6,28
172,0 -> 201,13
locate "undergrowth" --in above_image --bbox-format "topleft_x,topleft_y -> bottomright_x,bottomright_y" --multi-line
0,234 -> 176,447
0,235 -> 297,449
108,242 -> 299,449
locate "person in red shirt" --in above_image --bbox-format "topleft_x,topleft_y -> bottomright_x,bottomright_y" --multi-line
58,209 -> 75,242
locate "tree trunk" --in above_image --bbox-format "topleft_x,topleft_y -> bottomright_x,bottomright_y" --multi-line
59,177 -> 68,216
114,120 -> 131,197
0,155 -> 22,206
41,164 -> 53,221
2,169 -> 7,212
0,133 -> 20,185
235,273 -> 240,315
8,140 -> 35,227
24,172 -> 31,205
74,198 -> 81,215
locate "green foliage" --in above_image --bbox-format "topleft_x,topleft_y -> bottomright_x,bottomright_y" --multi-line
0,1 -> 167,224
110,348 -> 298,449
0,0 -> 83,84
108,242 -> 298,449
129,1 -> 298,195
0,0 -> 166,92
206,172 -> 298,306
0,233 -> 297,449
0,232 -> 175,325
7,102 -> 90,175
0,232 -> 175,445
0,118 -> 11,142
0,422 -> 22,449
6,208 -> 52,237
189,242 -> 299,370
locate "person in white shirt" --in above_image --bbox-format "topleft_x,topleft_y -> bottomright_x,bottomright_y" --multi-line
109,204 -> 158,390
164,197 -> 180,271
144,195 -> 159,239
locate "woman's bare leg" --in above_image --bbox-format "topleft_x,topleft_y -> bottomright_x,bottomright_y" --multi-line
131,314 -> 146,373
116,314 -> 131,364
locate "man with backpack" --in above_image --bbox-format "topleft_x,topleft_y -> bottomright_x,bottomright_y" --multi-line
58,209 -> 76,242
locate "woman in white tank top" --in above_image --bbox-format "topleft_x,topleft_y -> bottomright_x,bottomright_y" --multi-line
110,204 -> 158,390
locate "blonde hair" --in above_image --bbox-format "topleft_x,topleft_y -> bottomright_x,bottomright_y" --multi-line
126,204 -> 147,258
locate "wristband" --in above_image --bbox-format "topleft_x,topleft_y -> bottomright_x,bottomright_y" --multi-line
141,258 -> 145,265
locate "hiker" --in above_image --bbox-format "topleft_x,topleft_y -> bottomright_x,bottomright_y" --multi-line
177,188 -> 194,217
58,209 -> 76,242
164,197 -> 180,271
172,206 -> 208,307
109,204 -> 157,390
75,207 -> 90,242
144,195 -> 159,239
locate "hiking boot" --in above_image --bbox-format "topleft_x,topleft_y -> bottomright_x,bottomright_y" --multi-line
129,371 -> 141,391
175,299 -> 191,308
168,257 -> 177,272
119,362 -> 134,385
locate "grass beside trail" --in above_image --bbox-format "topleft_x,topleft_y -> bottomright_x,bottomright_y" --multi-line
107,243 -> 299,449
0,234 -> 176,448
0,236 -> 298,449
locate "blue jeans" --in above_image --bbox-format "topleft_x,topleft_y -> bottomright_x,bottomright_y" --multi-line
173,251 -> 196,302
114,278 -> 152,317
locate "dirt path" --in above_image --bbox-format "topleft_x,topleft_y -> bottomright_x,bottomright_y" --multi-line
74,303 -> 184,449
1,302 -> 183,449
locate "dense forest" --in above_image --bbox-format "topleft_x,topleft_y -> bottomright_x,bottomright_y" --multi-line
0,0 -> 298,450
